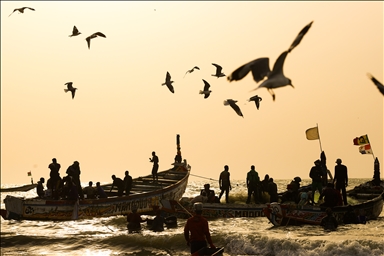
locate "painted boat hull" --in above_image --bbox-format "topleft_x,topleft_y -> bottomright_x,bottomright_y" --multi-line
1,165 -> 190,221
1,184 -> 37,192
263,183 -> 384,226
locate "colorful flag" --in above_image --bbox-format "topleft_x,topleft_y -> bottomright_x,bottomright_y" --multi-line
359,144 -> 373,154
305,127 -> 319,140
353,134 -> 369,145
27,171 -> 32,176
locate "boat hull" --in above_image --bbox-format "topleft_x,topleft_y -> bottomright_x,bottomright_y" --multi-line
2,166 -> 190,221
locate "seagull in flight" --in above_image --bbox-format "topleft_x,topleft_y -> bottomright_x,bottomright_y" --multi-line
69,26 -> 81,37
162,72 -> 174,93
85,32 -> 106,49
184,66 -> 200,78
9,7 -> 35,17
248,95 -> 262,110
367,73 -> 384,96
199,79 -> 212,99
64,82 -> 77,99
212,63 -> 226,78
288,21 -> 313,53
224,99 -> 243,117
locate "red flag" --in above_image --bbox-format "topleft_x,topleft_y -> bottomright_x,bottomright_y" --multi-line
27,171 -> 32,176
353,135 -> 369,145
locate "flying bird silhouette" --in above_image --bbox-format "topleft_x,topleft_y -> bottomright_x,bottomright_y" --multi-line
288,21 -> 313,53
367,73 -> 384,96
69,26 -> 81,37
184,66 -> 200,78
212,63 -> 226,78
228,51 -> 294,101
85,32 -> 106,49
248,95 -> 262,110
9,7 -> 35,17
64,82 -> 77,99
224,99 -> 243,117
199,79 -> 212,99
162,72 -> 174,93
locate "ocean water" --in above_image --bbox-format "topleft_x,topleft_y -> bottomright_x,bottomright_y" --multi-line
1,178 -> 383,256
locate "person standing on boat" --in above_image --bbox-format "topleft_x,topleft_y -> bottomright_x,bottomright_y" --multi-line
246,165 -> 261,204
48,158 -> 61,199
124,170 -> 133,196
267,178 -> 278,203
261,174 -> 270,203
36,177 -> 45,198
184,202 -> 216,254
66,161 -> 84,199
309,159 -> 324,204
218,165 -> 232,204
333,158 -> 348,205
149,151 -> 159,182
110,175 -> 125,197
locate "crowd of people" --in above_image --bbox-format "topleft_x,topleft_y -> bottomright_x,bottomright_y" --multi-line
36,158 -> 135,200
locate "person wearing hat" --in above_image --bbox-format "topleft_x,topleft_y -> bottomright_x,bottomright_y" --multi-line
309,159 -> 324,204
184,203 -> 216,254
333,158 -> 348,205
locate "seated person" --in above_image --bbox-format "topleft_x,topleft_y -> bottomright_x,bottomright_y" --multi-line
200,184 -> 217,203
83,181 -> 97,199
191,191 -> 208,204
319,183 -> 341,208
298,189 -> 309,207
96,182 -> 108,198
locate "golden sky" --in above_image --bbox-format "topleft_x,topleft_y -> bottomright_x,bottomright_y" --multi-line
1,1 -> 383,185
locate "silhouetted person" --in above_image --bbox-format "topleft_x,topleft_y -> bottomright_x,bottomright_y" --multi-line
184,203 -> 216,254
110,175 -> 125,197
127,207 -> 147,233
309,159 -> 324,203
36,177 -> 45,198
66,161 -> 84,199
333,158 -> 348,205
96,182 -> 107,198
267,178 -> 278,203
83,181 -> 96,199
48,158 -> 61,199
218,165 -> 232,203
150,151 -> 159,182
124,170 -> 133,196
321,208 -> 338,231
319,183 -> 342,208
246,165 -> 261,204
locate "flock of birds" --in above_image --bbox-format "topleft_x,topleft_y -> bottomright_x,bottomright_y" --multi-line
9,6 -> 384,117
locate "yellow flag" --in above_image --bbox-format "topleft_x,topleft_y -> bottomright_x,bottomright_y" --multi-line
306,127 -> 319,140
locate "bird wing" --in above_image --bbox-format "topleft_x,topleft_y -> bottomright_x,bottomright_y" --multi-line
26,7 -> 35,11
228,100 -> 243,117
94,32 -> 106,38
65,82 -> 73,90
86,37 -> 91,49
202,79 -> 210,91
228,58 -> 270,83
269,51 -> 289,78
288,21 -> 313,52
165,72 -> 171,83
9,9 -> 17,17
212,63 -> 222,74
71,90 -> 76,99
194,66 -> 200,70
166,84 -> 174,93
367,73 -> 384,95
73,26 -> 79,34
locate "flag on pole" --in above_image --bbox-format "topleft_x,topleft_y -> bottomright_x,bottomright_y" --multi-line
27,171 -> 32,176
359,144 -> 373,154
353,135 -> 369,145
305,127 -> 319,140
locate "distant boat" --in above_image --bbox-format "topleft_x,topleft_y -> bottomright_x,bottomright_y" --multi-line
1,183 -> 37,192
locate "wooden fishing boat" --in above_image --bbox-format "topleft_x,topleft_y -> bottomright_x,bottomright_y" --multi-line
161,197 -> 266,219
1,135 -> 191,221
1,165 -> 190,221
263,180 -> 384,227
1,183 -> 37,192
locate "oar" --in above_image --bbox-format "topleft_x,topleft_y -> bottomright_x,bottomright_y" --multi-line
176,200 -> 193,217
